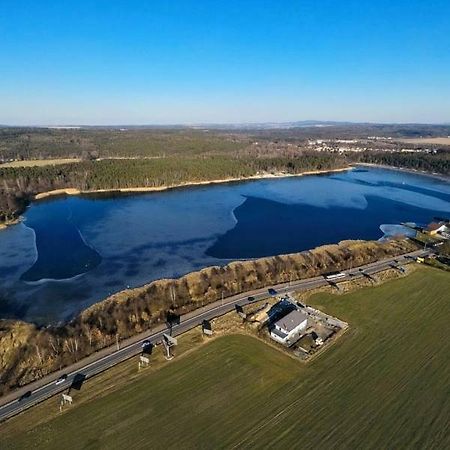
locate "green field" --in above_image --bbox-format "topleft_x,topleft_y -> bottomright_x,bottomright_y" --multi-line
1,267 -> 449,449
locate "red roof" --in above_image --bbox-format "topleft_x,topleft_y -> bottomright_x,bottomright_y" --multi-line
427,222 -> 443,231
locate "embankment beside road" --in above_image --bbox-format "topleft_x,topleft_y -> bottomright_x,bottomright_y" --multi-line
0,238 -> 418,396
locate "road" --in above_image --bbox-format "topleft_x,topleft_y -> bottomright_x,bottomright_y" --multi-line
0,249 -> 430,423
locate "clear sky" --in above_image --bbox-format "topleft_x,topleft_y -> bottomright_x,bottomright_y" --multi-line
1,0 -> 449,125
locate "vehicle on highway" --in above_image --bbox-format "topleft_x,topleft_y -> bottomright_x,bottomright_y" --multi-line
17,391 -> 32,402
141,340 -> 151,348
268,288 -> 277,296
247,296 -> 256,302
325,272 -> 346,281
55,374 -> 68,385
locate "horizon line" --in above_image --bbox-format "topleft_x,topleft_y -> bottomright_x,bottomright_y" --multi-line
1,120 -> 450,129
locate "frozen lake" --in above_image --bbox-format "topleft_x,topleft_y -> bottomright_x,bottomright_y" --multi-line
0,167 -> 448,324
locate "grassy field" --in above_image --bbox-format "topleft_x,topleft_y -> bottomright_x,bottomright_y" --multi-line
1,267 -> 449,449
0,158 -> 81,168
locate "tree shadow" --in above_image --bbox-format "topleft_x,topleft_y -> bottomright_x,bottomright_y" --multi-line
69,373 -> 86,392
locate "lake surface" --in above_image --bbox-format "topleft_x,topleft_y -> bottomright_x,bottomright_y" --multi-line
0,167 -> 449,324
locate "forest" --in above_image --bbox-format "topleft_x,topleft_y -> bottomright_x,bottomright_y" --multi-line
0,128 -> 248,161
351,150 -> 450,175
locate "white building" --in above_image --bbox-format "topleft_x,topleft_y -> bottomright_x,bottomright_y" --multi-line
270,309 -> 308,346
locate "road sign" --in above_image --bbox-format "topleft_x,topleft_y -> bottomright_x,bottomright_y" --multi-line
62,394 -> 72,404
163,333 -> 178,346
138,355 -> 150,369
162,333 -> 178,360
235,304 -> 247,319
202,319 -> 213,335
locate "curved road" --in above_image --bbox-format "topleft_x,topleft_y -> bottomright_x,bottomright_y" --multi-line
0,249 -> 430,423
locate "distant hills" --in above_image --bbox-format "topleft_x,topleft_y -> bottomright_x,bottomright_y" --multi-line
189,120 -> 355,130
1,120 -> 449,132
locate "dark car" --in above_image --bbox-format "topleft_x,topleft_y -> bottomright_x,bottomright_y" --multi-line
18,391 -> 32,402
247,296 -> 256,302
268,288 -> 277,296
141,339 -> 151,348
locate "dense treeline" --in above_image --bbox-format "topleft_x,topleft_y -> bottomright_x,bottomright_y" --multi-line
0,128 -> 247,161
0,238 -> 417,395
0,154 -> 346,224
349,150 -> 450,175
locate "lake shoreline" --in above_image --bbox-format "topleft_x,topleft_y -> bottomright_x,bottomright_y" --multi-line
2,163 -> 448,231
33,166 -> 352,201
356,163 -> 450,182
0,217 -> 21,231
32,164 -> 450,203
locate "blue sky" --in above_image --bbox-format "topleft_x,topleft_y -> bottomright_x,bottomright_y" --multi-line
1,0 -> 449,125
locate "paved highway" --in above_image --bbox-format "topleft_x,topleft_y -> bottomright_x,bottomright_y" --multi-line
0,249 -> 430,423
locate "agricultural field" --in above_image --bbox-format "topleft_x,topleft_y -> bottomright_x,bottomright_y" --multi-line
1,266 -> 449,449
399,137 -> 450,146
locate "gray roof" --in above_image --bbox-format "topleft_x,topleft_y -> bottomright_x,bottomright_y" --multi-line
274,309 -> 308,333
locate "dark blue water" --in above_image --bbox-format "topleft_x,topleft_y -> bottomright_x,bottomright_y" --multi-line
20,199 -> 102,281
207,194 -> 446,258
0,167 -> 448,324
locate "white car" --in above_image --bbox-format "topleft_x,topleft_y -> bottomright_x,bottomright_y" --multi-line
55,374 -> 68,385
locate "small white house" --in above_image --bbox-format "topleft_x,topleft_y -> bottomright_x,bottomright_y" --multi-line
426,222 -> 449,236
270,309 -> 308,346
